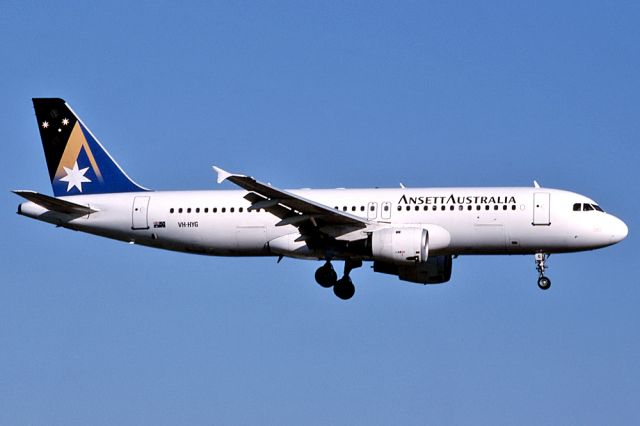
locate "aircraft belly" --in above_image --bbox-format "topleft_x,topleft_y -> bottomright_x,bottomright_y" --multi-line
235,225 -> 268,253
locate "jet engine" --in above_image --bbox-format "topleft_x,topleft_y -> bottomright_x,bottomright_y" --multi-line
370,227 -> 428,264
374,255 -> 453,284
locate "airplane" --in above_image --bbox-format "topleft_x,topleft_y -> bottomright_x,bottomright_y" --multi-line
14,98 -> 628,300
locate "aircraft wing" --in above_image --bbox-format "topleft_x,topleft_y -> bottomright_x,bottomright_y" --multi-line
213,167 -> 370,240
13,190 -> 97,215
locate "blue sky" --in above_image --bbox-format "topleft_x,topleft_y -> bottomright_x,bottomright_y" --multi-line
1,1 -> 638,424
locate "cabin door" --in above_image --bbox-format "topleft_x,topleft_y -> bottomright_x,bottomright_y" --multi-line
532,192 -> 551,226
132,196 -> 150,230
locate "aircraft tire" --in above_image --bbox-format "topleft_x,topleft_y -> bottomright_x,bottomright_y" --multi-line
315,263 -> 337,288
537,276 -> 551,290
333,277 -> 355,300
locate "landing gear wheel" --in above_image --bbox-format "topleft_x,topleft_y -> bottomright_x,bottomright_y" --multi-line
537,276 -> 551,290
333,277 -> 355,300
315,262 -> 337,288
534,253 -> 551,291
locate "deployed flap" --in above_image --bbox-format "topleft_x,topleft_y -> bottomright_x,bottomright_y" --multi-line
212,166 -> 368,229
13,190 -> 97,215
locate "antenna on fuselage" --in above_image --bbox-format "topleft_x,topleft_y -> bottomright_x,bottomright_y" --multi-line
533,180 -> 541,188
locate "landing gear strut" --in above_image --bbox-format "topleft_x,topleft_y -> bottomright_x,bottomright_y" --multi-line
315,259 -> 361,300
333,259 -> 361,300
535,253 -> 551,290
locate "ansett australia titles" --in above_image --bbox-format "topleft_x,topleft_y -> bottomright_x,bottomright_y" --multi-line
398,194 -> 517,205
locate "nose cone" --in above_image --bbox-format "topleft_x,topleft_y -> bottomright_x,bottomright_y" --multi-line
608,216 -> 628,244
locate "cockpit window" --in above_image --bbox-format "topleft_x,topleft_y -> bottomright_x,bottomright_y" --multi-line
573,202 -> 604,212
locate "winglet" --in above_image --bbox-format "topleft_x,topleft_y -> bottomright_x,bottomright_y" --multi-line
212,166 -> 233,184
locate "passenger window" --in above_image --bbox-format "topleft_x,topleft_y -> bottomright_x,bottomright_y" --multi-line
351,206 -> 356,212
573,203 -> 582,211
204,208 -> 209,213
485,205 -> 490,210
503,205 -> 507,210
450,206 -> 455,211
494,205 -> 498,210
170,208 -> 174,214
397,206 -> 402,211
178,208 -> 183,213
384,205 -> 389,211
583,203 -> 594,211
196,208 -> 200,213
406,206 -> 411,211
213,207 -> 217,213
371,205 -> 376,211
423,206 -> 428,211
187,208 -> 191,213
343,206 -> 347,211
459,205 -> 463,211
221,207 -> 226,213
476,205 -> 481,211
239,207 -> 243,213
415,206 -> 419,211
361,206 -> 365,212
433,206 -> 437,211
511,205 -> 516,210
230,207 -> 235,213
467,205 -> 472,211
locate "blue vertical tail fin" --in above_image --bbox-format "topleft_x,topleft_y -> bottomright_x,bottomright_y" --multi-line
32,98 -> 149,196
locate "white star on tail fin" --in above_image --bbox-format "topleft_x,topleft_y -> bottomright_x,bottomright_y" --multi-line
59,161 -> 91,192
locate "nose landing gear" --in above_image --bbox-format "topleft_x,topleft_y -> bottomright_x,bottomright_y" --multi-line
535,253 -> 551,290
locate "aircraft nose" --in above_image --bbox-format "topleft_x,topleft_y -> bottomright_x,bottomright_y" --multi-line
608,216 -> 628,244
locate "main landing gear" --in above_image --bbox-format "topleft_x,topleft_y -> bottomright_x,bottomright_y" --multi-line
314,259 -> 362,300
314,261 -> 337,288
535,253 -> 551,290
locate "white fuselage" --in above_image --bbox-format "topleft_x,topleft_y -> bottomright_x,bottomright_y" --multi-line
18,186 -> 628,259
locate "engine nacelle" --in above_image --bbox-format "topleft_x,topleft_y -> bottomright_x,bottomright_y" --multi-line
371,227 -> 428,265
373,255 -> 453,284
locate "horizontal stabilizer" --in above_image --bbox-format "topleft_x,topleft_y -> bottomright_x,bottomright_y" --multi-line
13,190 -> 97,215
